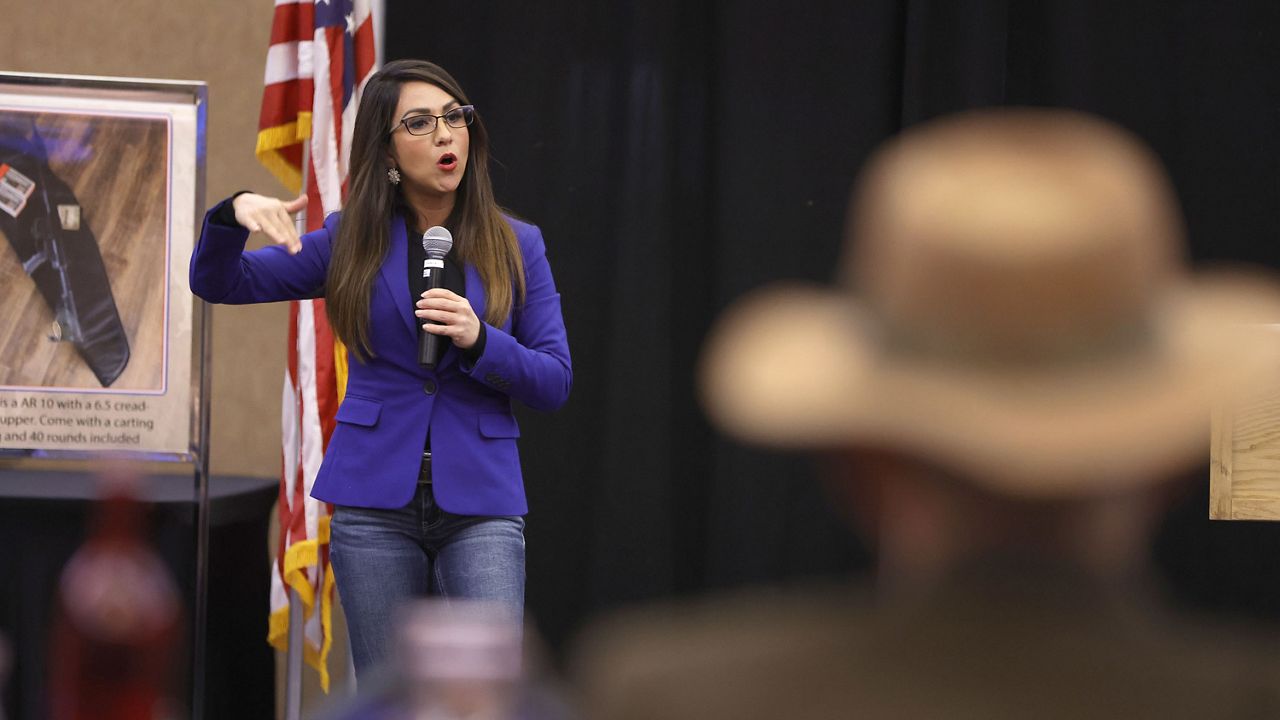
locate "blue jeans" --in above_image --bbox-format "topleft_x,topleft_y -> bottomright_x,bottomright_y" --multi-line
329,482 -> 526,679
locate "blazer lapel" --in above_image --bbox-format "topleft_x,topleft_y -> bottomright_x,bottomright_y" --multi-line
379,213 -> 419,341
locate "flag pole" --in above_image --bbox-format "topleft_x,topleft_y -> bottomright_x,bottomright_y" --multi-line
283,140 -> 310,720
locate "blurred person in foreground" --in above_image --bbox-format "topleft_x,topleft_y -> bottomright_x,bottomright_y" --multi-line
572,108 -> 1280,719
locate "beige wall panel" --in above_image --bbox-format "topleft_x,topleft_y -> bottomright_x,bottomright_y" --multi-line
1,0 -> 295,478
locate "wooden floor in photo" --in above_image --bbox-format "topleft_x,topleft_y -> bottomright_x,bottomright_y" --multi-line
0,111 -> 168,391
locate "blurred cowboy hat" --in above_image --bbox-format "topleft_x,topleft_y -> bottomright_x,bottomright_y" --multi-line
700,108 -> 1280,496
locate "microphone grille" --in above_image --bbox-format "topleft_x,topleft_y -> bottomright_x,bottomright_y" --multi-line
422,226 -> 454,257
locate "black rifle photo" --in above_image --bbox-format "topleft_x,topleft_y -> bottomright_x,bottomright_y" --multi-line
0,116 -> 130,387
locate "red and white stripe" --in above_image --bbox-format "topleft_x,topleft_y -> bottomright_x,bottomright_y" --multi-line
261,0 -> 377,693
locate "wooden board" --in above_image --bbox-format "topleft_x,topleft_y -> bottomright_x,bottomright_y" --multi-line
1210,376 -> 1280,520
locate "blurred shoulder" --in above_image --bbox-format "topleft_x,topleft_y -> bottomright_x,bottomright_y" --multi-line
571,585 -> 872,720
579,583 -> 869,649
571,582 -> 1280,720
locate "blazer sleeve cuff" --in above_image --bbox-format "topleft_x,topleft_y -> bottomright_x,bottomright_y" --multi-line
459,322 -> 487,369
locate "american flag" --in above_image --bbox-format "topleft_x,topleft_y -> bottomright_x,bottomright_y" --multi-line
256,0 -> 377,692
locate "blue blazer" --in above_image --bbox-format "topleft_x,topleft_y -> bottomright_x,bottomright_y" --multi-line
189,201 -> 571,515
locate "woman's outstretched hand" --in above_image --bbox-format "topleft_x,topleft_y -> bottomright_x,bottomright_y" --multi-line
232,193 -> 308,254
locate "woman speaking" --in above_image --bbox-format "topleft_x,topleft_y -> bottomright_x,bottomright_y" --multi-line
189,59 -> 571,678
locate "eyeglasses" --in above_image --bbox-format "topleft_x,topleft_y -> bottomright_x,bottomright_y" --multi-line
391,105 -> 476,137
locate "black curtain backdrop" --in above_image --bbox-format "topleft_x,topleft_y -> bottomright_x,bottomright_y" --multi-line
386,0 -> 1280,658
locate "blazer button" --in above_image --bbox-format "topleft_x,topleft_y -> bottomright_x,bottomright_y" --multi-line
422,379 -> 437,395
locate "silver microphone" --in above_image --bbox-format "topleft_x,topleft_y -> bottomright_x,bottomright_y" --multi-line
419,226 -> 454,367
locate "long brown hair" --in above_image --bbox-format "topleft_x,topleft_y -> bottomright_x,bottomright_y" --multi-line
327,59 -> 525,362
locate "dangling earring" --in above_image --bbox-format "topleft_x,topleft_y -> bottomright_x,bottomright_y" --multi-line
388,167 -> 401,185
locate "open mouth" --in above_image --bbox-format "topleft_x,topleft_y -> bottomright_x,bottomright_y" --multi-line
437,153 -> 458,170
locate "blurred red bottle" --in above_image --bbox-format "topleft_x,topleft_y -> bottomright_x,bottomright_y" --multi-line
48,471 -> 182,720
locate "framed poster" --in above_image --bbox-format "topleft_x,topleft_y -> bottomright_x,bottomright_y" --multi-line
0,73 -> 207,459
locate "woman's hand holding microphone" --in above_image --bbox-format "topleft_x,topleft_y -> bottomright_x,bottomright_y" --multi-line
416,289 -> 481,350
